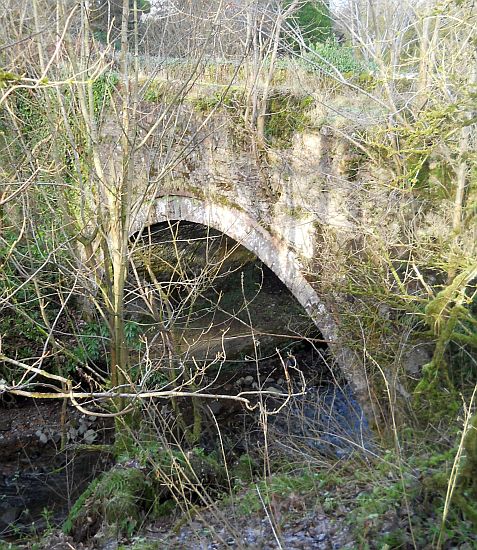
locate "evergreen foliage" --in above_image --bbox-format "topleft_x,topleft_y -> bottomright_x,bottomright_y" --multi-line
285,0 -> 333,48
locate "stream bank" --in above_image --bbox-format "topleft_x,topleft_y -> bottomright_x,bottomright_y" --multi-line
1,222 -> 376,546
0,401 -> 113,539
0,345 -> 373,547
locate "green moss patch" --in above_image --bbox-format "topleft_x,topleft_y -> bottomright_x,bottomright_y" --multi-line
264,93 -> 314,147
63,467 -> 154,540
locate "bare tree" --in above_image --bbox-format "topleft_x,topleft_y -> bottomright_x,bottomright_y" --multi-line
1,0 -> 302,428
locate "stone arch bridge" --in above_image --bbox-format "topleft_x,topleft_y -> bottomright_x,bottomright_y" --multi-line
102,105 -> 370,413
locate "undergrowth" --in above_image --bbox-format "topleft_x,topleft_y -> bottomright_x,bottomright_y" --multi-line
51,405 -> 477,549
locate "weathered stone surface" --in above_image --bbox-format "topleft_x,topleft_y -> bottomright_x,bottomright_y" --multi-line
101,101 -> 374,416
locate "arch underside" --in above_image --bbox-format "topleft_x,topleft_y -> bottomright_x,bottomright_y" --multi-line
133,195 -> 338,341
132,195 -> 369,409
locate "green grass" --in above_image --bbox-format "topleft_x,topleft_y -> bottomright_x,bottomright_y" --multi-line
230,470 -> 328,515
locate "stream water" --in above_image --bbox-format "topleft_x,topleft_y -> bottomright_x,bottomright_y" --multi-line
0,402 -> 113,539
1,222 -> 373,540
0,370 -> 371,540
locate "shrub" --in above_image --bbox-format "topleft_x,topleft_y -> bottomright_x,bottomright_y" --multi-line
0,230 -> 61,379
304,40 -> 374,77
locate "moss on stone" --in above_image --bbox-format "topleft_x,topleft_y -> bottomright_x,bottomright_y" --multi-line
211,192 -> 246,213
143,79 -> 182,105
264,93 -> 314,148
190,94 -> 222,113
190,86 -> 246,115
231,453 -> 257,484
63,467 -> 154,540
153,447 -> 226,491
62,476 -> 102,536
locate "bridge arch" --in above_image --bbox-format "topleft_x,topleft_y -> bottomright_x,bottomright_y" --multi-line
132,194 -> 370,413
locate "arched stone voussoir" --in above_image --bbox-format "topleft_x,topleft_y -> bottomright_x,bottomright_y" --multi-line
131,194 -> 375,422
132,195 -> 331,326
